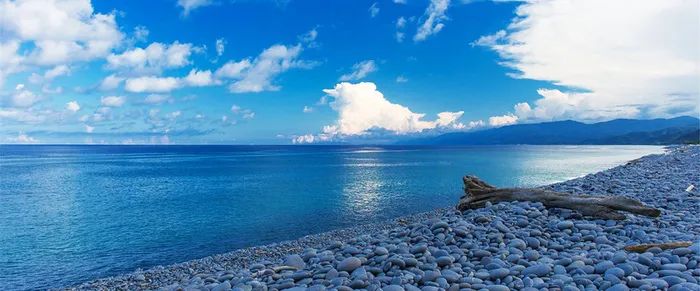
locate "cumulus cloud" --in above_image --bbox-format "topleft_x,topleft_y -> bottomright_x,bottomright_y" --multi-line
0,40 -> 25,88
214,59 -> 252,79
85,125 -> 94,133
133,26 -> 149,42
124,76 -> 181,93
66,101 -> 80,112
414,0 -> 450,42
6,131 -> 39,144
216,38 -> 226,56
475,0 -> 699,121
230,105 -> 254,119
106,41 -> 196,74
177,0 -> 213,17
99,74 -> 125,91
0,0 -> 124,66
303,106 -> 313,113
488,114 -> 518,127
100,96 -> 126,107
217,43 -> 318,93
295,82 -> 464,143
397,17 -> 407,28
395,17 -> 407,42
298,28 -> 318,43
339,60 -> 377,81
182,69 -> 219,86
28,65 -> 70,84
369,3 -> 379,18
4,84 -> 44,108
134,94 -> 172,105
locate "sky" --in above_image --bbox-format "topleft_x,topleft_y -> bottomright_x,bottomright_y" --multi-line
0,0 -> 698,145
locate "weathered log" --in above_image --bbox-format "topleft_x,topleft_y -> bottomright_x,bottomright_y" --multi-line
457,175 -> 662,220
624,241 -> 693,253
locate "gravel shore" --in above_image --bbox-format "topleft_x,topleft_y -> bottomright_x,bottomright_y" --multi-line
61,146 -> 700,291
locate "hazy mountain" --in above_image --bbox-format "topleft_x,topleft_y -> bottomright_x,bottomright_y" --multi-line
402,116 -> 699,145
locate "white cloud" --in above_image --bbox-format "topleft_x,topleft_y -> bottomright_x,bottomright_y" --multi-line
396,32 -> 405,42
100,96 -> 126,107
0,108 -> 55,124
470,30 -> 505,47
231,105 -> 241,113
221,44 -> 318,93
488,114 -> 518,127
220,115 -> 237,126
177,0 -> 213,17
6,131 -> 38,144
66,101 -> 80,112
394,0 -> 407,3
0,40 -> 25,88
303,106 -> 313,113
182,69 -> 219,86
395,17 -> 407,42
5,85 -> 43,108
0,0 -> 124,66
85,124 -> 94,133
96,107 -> 110,114
133,26 -> 149,42
468,120 -> 485,128
135,94 -> 172,105
106,42 -> 195,74
166,111 -> 181,119
339,60 -> 377,81
99,74 -> 125,91
195,114 -> 204,119
28,65 -> 70,84
216,38 -> 226,56
369,3 -> 379,18
414,0 -> 450,42
396,76 -> 408,83
298,28 -> 318,43
124,76 -> 181,93
296,82 -> 464,143
397,17 -> 407,28
476,0 -> 699,121
214,59 -> 252,79
42,86 -> 62,94
242,110 -> 255,119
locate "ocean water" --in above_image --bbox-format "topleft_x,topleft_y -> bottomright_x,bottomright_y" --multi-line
0,145 -> 663,290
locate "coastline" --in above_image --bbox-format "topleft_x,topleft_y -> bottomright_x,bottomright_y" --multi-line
59,145 -> 699,291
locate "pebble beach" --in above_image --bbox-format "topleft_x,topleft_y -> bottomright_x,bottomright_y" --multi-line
61,145 -> 700,291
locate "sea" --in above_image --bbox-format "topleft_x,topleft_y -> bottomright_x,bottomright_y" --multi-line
0,145 -> 664,290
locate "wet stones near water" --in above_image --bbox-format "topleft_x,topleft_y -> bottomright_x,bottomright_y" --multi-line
61,146 -> 700,291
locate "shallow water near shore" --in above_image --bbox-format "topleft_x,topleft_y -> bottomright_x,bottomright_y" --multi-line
0,145 -> 663,290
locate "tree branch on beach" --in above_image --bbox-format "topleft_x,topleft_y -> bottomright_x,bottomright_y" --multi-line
457,175 -> 662,220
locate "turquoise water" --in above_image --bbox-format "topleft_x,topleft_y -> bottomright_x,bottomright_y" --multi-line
0,145 -> 663,290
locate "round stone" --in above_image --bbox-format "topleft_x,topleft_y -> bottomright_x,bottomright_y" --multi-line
337,257 -> 362,273
283,254 -> 306,270
521,264 -> 551,277
557,221 -> 574,229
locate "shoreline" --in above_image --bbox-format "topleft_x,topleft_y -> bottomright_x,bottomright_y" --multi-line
59,145 -> 699,291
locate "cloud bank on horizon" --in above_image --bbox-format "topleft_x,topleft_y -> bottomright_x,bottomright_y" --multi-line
0,0 -> 697,144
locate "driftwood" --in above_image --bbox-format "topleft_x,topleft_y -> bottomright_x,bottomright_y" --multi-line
624,242 -> 693,253
457,175 -> 661,220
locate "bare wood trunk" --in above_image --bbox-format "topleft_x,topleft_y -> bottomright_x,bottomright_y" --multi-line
457,175 -> 662,220
623,242 -> 693,253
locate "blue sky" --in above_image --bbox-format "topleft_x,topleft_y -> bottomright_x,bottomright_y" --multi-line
1,0 -> 697,144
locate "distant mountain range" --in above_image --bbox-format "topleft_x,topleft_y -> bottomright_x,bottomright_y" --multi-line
402,116 -> 700,145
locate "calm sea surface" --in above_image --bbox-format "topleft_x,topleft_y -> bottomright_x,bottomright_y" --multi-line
0,145 -> 663,290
